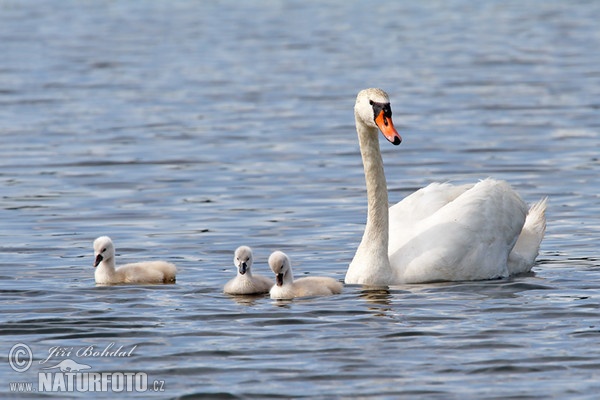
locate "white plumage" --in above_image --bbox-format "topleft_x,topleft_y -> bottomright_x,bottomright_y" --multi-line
345,88 -> 547,285
224,246 -> 273,295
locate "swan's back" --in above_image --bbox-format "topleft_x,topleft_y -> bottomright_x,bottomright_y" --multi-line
118,261 -> 177,284
389,179 -> 529,283
389,182 -> 474,224
269,276 -> 342,299
294,276 -> 343,297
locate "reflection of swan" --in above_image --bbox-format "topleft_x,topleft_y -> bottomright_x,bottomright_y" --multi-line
359,287 -> 392,306
345,88 -> 547,285
224,246 -> 273,295
268,251 -> 343,299
93,236 -> 177,284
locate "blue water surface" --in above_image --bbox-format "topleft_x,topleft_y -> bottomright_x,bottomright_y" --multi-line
1,1 -> 599,398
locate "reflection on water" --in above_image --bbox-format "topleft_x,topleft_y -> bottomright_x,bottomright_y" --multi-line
359,287 -> 393,304
1,0 -> 600,398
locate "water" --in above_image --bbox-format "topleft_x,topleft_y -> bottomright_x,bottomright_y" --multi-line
1,0 -> 599,398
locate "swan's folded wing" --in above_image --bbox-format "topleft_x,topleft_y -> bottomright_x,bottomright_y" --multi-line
389,181 -> 473,251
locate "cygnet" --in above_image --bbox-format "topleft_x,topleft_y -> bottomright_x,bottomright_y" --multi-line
268,251 -> 343,299
224,246 -> 274,295
92,236 -> 177,284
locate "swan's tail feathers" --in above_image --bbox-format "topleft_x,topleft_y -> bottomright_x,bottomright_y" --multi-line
508,197 -> 548,275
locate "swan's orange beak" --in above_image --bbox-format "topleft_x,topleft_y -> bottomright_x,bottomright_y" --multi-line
375,111 -> 402,145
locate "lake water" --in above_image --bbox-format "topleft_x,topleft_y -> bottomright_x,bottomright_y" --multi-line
1,1 -> 599,398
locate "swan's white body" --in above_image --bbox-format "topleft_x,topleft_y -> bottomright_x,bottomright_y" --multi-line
268,251 -> 343,299
93,236 -> 177,285
345,88 -> 547,285
224,246 -> 274,295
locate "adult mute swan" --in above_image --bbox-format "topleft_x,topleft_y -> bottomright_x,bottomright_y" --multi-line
345,88 -> 547,285
268,251 -> 343,299
224,246 -> 274,295
93,236 -> 177,284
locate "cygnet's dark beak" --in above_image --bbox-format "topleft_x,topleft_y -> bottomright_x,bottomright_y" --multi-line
94,254 -> 103,268
276,273 -> 284,286
238,262 -> 247,275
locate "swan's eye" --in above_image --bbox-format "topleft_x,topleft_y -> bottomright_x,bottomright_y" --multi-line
101,248 -> 107,253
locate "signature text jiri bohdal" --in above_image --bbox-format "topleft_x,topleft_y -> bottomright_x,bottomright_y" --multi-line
39,343 -> 137,365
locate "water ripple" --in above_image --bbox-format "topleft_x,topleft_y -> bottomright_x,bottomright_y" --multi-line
1,1 -> 600,399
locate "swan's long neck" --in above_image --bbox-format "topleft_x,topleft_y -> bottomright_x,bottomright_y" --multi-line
346,117 -> 393,285
284,266 -> 294,285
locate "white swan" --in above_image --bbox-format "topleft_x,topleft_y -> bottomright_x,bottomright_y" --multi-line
268,251 -> 343,299
345,88 -> 547,285
224,246 -> 274,295
92,236 -> 177,284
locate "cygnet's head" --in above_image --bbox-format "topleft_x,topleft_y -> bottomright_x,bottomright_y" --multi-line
93,236 -> 115,267
234,246 -> 253,275
354,88 -> 402,145
268,251 -> 292,286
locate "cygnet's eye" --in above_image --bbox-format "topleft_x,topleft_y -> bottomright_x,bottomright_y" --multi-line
101,248 -> 107,253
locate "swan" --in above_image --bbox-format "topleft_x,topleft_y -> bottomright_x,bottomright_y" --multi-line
224,246 -> 274,295
345,88 -> 547,285
268,251 -> 343,299
92,236 -> 177,284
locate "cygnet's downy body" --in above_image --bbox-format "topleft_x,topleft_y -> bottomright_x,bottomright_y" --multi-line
224,246 -> 273,295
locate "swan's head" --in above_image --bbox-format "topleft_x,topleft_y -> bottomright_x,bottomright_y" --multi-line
93,236 -> 115,267
234,245 -> 253,275
355,88 -> 402,145
268,251 -> 292,286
